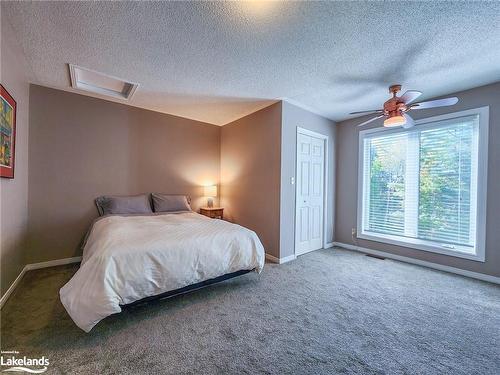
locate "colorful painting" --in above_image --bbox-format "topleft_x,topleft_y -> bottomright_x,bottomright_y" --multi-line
0,84 -> 16,179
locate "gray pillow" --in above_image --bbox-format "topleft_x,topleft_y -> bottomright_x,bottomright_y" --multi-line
152,193 -> 191,213
95,194 -> 153,216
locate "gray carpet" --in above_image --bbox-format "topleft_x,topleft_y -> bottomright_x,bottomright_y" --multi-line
1,248 -> 499,374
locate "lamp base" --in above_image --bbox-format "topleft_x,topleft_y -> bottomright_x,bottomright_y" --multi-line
207,198 -> 214,208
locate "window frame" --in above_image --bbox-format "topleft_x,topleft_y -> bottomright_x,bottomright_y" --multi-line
357,106 -> 489,262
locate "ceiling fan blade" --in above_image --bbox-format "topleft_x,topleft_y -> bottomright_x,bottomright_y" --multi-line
357,115 -> 384,127
402,113 -> 415,129
411,97 -> 459,109
349,109 -> 383,115
400,90 -> 422,104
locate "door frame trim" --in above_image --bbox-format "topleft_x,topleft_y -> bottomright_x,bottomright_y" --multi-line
295,127 -> 329,256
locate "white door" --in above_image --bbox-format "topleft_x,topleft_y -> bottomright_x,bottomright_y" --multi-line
295,131 -> 325,256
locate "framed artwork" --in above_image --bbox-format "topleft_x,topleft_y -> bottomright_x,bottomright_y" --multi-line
0,84 -> 16,179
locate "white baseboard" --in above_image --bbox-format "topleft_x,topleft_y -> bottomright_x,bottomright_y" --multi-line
333,242 -> 500,285
265,253 -> 296,264
0,266 -> 27,309
25,256 -> 82,271
0,256 -> 82,309
266,245 -> 334,264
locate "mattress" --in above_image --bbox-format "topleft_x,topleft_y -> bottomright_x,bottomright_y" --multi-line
60,212 -> 265,332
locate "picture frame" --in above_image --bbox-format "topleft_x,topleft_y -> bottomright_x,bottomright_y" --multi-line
0,84 -> 17,179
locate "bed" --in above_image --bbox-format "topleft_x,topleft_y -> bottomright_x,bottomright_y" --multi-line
60,211 -> 265,332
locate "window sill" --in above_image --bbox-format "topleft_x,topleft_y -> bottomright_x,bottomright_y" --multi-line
357,231 -> 485,262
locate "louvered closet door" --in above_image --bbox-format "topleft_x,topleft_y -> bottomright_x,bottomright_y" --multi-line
296,133 -> 324,256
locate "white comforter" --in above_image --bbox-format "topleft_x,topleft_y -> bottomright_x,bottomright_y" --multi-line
60,212 -> 265,332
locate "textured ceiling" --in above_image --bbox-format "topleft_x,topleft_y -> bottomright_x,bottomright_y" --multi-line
2,1 -> 500,125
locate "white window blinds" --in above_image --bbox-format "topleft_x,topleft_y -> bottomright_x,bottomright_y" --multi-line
418,122 -> 477,247
364,132 -> 408,236
360,114 -> 483,257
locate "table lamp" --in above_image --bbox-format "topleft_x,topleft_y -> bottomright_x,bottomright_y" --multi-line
204,185 -> 217,208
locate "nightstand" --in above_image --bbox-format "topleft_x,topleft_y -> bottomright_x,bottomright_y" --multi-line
200,207 -> 224,219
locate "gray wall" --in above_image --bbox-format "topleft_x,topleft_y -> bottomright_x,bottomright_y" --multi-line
0,13 -> 31,295
28,85 -> 221,263
220,103 -> 282,258
280,101 -> 336,258
335,82 -> 500,277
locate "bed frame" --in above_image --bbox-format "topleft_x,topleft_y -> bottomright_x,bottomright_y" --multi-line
121,269 -> 252,308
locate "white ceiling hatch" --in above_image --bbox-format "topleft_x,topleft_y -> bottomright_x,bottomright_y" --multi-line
69,64 -> 138,100
2,1 -> 500,125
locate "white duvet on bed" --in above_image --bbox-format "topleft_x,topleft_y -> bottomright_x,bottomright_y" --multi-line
60,212 -> 265,332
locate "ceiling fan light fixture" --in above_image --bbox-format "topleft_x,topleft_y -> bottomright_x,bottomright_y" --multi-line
383,115 -> 406,127
352,84 -> 459,129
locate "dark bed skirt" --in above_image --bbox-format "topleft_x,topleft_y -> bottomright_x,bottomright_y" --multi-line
121,269 -> 253,308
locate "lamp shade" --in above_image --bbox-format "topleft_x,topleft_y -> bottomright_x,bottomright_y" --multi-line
204,185 -> 217,197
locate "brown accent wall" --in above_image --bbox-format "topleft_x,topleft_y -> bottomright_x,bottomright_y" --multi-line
220,103 -> 282,258
335,82 -> 500,277
27,85 -> 220,263
0,13 -> 31,295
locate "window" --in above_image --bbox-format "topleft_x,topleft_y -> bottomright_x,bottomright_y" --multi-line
357,107 -> 488,261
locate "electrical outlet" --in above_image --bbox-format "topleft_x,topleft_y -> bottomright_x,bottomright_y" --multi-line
351,228 -> 357,236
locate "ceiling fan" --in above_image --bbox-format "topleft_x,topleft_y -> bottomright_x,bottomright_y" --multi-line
350,84 -> 459,128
